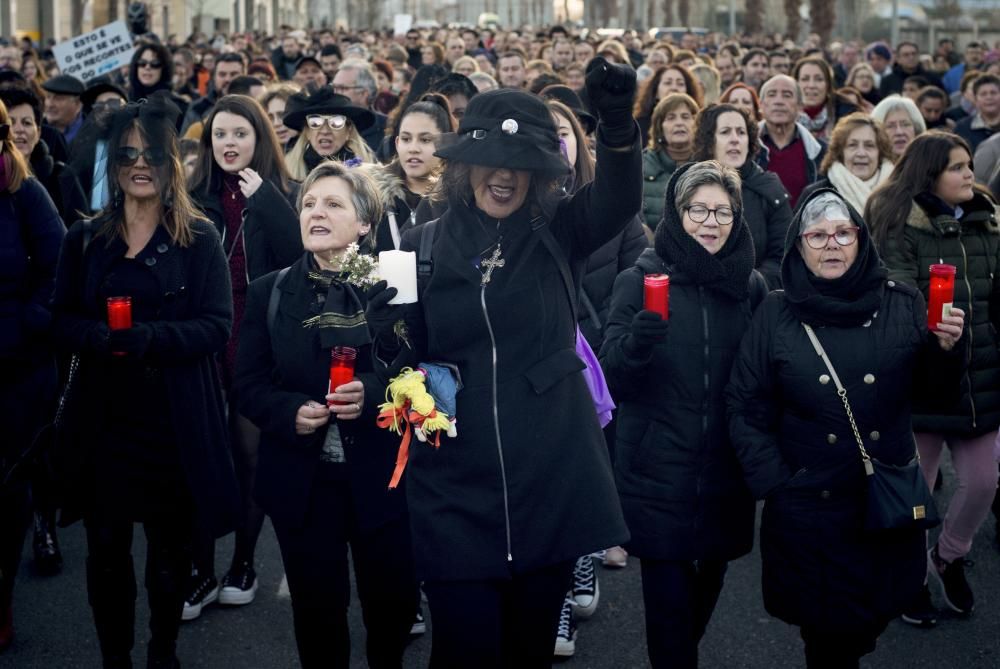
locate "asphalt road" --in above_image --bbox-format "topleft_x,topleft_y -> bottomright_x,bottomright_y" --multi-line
4,453 -> 1000,669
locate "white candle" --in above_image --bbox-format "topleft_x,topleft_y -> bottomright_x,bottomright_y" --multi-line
378,250 -> 418,304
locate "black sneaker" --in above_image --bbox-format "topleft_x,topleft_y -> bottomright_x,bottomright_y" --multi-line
929,544 -> 974,615
553,595 -> 576,657
181,573 -> 218,621
570,555 -> 599,619
32,513 -> 62,576
218,561 -> 258,606
900,584 -> 938,628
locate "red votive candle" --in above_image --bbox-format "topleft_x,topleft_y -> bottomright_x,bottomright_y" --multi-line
328,346 -> 357,407
644,274 -> 670,320
927,264 -> 956,331
107,296 -> 132,356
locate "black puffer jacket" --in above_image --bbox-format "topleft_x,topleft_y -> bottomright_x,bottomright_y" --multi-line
726,189 -> 966,633
578,216 -> 647,350
881,191 -> 1000,436
740,160 -> 792,289
601,249 -> 761,561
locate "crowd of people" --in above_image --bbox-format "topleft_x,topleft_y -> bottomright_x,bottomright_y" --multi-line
2,17 -> 1000,669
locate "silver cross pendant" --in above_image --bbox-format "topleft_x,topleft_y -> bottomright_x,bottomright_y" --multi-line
481,244 -> 505,285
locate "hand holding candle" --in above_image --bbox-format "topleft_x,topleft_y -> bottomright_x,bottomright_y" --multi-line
328,347 -> 358,408
927,264 -> 956,331
378,250 -> 418,304
107,297 -> 132,356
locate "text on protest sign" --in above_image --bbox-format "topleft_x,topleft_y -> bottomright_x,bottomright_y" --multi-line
53,21 -> 135,83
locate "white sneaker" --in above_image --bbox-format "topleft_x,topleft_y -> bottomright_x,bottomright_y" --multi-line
553,596 -> 577,657
603,546 -> 628,569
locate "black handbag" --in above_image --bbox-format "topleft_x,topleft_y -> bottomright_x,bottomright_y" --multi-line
802,323 -> 941,532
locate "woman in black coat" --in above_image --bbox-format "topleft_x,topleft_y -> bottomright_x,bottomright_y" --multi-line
364,59 -> 638,666
725,189 -> 966,668
186,93 -> 301,616
234,161 -> 417,669
0,98 -> 65,650
692,103 -> 792,289
49,97 -> 239,668
601,160 -> 763,668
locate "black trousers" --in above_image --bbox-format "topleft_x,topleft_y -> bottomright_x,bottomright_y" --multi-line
801,625 -> 881,669
270,469 -> 418,669
424,560 -> 574,669
84,511 -> 193,667
639,558 -> 728,669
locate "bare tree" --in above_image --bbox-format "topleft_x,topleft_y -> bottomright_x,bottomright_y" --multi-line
677,0 -> 689,26
660,0 -> 672,27
810,0 -> 834,43
745,0 -> 764,35
785,0 -> 801,40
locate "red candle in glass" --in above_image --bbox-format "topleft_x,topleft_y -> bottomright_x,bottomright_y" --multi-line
927,264 -> 956,331
328,346 -> 358,407
107,296 -> 132,356
644,274 -> 670,320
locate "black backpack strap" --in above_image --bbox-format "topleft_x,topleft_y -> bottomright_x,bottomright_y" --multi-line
579,290 -> 601,330
416,219 -> 438,292
531,218 -> 578,325
267,267 -> 291,339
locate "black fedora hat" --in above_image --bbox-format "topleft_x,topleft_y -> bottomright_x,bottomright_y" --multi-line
434,88 -> 569,174
283,86 -> 375,133
540,84 -> 597,135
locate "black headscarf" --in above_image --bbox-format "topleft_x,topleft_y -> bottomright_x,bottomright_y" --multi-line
781,187 -> 887,327
652,162 -> 756,301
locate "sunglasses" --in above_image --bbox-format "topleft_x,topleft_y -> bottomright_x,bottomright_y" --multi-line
137,59 -> 162,69
306,114 -> 347,130
116,146 -> 167,167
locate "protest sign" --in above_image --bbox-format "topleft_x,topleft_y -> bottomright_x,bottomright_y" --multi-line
53,21 -> 136,83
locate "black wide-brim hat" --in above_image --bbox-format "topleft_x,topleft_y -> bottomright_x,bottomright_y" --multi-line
434,88 -> 570,175
82,76 -> 128,109
283,85 -> 375,133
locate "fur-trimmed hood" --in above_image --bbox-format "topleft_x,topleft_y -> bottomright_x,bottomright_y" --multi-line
354,161 -> 410,210
905,191 -> 1000,236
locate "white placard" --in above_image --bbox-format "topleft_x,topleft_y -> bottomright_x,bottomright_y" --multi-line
52,21 -> 136,83
378,250 -> 418,304
393,14 -> 413,37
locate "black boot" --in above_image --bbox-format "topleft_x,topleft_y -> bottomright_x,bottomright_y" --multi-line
145,546 -> 186,669
32,510 -> 62,575
87,555 -> 137,669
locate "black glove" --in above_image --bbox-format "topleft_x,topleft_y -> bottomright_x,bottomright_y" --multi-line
365,280 -> 404,349
585,56 -> 638,144
624,310 -> 669,358
108,323 -> 153,358
82,322 -> 111,355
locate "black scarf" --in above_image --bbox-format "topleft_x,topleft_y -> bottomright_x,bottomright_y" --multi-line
304,144 -> 355,172
304,258 -> 371,349
652,164 -> 756,301
781,187 -> 887,327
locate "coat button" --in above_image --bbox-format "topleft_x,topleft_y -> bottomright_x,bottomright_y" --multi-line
820,490 -> 831,499
819,374 -> 831,385
827,434 -> 838,444
887,280 -> 896,288
870,431 -> 880,441
156,243 -> 168,253
144,257 -> 157,267
864,374 -> 875,384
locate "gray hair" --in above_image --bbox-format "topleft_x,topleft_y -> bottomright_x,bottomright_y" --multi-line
338,58 -> 377,102
871,94 -> 927,134
798,192 -> 852,234
759,74 -> 803,106
468,72 -> 498,92
674,160 -> 743,215
297,161 -> 384,240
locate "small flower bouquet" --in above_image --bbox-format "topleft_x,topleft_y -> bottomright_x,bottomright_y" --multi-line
340,242 -> 380,289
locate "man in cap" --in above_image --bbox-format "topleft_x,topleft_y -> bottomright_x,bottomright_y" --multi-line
42,74 -> 85,145
293,56 -> 327,88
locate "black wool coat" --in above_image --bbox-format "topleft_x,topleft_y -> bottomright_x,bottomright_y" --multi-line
50,219 -> 239,536
726,283 -> 965,633
601,249 -> 758,561
234,254 -> 407,532
30,139 -> 89,224
389,137 -> 641,581
193,179 -> 302,282
740,160 -> 793,289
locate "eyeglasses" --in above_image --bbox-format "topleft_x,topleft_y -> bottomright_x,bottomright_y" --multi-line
93,99 -> 124,111
800,226 -> 859,249
684,205 -> 735,225
306,114 -> 347,130
332,85 -> 363,94
137,59 -> 162,69
116,146 -> 167,167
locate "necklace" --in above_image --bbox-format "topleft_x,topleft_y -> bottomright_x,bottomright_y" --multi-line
481,242 -> 505,285
223,178 -> 242,201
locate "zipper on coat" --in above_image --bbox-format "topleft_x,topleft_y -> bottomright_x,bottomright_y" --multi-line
481,283 -> 513,562
959,237 -> 978,429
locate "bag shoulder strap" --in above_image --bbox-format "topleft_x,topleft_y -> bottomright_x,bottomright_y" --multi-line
416,218 -> 438,292
532,218 -> 578,325
267,266 -> 291,339
801,322 -> 873,474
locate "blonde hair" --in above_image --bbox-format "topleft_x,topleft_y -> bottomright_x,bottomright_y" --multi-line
284,123 -> 376,180
0,99 -> 29,192
689,64 -> 721,105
